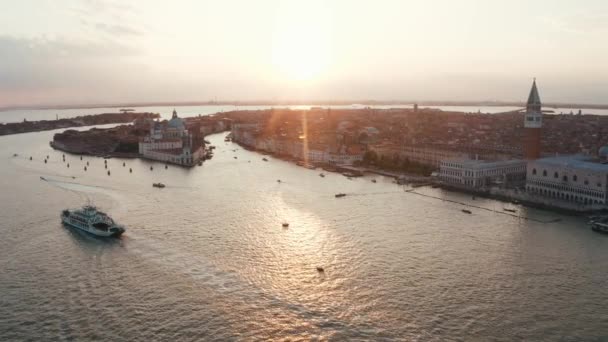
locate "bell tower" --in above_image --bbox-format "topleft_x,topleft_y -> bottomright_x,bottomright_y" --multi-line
523,79 -> 542,159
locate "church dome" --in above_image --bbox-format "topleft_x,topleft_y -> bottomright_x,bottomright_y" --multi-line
168,109 -> 185,130
599,145 -> 608,158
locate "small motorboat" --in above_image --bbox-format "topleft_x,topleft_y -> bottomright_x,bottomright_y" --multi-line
13,153 -> 18,157
234,156 -> 238,159
282,223 -> 289,228
262,158 -> 268,162
461,209 -> 472,214
150,166 -> 153,171
335,193 -> 346,198
319,173 -> 325,177
129,168 -> 132,173
153,183 -> 166,188
277,179 -> 281,183
316,267 -> 325,273
371,179 -> 377,183
107,170 -> 110,176
29,156 -> 32,160
123,162 -> 126,167
165,164 -> 168,169
40,176 -> 46,181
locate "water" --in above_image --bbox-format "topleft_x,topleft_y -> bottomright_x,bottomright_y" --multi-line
3,104 -> 608,124
1,128 -> 608,341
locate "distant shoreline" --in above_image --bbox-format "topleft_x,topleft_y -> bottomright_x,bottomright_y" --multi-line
0,112 -> 159,136
3,100 -> 608,112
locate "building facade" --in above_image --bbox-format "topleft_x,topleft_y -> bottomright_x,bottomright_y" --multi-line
439,158 -> 527,188
525,155 -> 608,206
139,110 -> 205,166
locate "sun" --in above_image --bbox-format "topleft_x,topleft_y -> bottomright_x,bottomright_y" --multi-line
272,1 -> 332,82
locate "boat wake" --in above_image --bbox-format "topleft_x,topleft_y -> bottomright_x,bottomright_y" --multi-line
40,176 -> 129,216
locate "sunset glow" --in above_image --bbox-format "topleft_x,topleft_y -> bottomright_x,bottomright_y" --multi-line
272,1 -> 332,81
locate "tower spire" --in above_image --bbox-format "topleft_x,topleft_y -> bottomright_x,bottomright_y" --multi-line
526,79 -> 541,113
523,79 -> 543,159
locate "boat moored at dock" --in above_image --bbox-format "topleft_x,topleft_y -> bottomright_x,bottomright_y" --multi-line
589,216 -> 608,234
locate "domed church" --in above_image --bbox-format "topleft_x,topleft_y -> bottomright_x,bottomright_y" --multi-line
138,110 -> 205,166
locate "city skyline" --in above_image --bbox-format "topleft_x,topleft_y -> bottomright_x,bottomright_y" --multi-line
2,0 -> 608,107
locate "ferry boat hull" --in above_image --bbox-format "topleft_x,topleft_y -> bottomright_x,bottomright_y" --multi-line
61,208 -> 125,237
590,222 -> 608,234
588,216 -> 608,234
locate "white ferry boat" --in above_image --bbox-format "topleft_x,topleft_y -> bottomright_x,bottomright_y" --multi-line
61,205 -> 126,237
589,216 -> 608,234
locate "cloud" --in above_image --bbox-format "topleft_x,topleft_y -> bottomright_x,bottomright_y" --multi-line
79,0 -> 137,14
0,35 -> 141,93
94,22 -> 143,36
542,12 -> 608,35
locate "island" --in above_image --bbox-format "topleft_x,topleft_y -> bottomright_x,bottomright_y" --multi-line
47,88 -> 608,213
0,112 -> 160,136
51,110 -> 229,164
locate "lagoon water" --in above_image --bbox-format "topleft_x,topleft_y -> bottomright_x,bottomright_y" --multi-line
1,126 -> 608,341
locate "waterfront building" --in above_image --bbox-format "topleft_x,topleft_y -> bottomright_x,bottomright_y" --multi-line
400,145 -> 469,168
307,149 -> 327,163
525,154 -> 608,206
439,158 -> 527,189
138,110 -> 205,166
523,79 -> 543,159
370,143 -> 485,169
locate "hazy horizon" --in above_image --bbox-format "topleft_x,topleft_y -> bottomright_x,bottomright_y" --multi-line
2,0 -> 607,107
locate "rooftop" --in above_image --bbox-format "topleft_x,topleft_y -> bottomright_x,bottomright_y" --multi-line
533,155 -> 608,172
444,158 -> 526,170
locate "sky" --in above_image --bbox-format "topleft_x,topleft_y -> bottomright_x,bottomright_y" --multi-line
1,0 -> 607,107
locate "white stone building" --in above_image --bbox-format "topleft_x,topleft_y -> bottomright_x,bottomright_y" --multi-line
439,158 -> 527,188
138,110 -> 205,166
525,155 -> 608,206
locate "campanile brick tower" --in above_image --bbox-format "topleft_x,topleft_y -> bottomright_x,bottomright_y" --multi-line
523,79 -> 542,159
